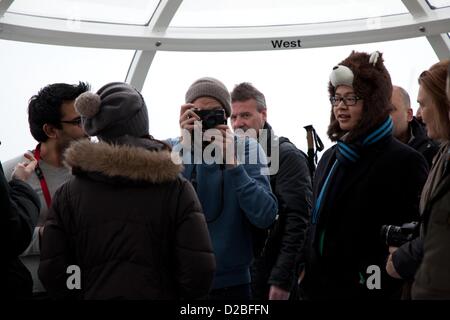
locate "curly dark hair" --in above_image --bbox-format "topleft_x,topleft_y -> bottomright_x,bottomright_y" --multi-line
28,82 -> 90,142
327,51 -> 393,143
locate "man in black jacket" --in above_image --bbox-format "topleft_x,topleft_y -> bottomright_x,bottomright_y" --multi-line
391,85 -> 439,167
230,82 -> 312,300
2,153 -> 40,298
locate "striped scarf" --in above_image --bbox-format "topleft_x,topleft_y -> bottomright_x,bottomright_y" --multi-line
311,116 -> 393,225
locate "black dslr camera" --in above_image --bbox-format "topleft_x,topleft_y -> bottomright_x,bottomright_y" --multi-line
194,108 -> 226,131
380,221 -> 419,247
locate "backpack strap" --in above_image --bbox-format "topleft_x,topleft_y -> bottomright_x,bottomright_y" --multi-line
278,137 -> 315,178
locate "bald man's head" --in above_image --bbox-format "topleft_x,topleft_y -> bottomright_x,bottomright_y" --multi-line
391,85 -> 413,143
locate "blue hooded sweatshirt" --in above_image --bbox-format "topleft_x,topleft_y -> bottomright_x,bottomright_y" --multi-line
169,137 -> 277,289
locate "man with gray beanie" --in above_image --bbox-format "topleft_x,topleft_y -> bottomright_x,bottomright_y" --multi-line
168,77 -> 278,300
39,82 -> 216,300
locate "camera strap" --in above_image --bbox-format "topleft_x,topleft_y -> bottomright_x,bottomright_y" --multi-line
33,143 -> 52,209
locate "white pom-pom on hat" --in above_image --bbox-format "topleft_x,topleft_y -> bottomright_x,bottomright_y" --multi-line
75,91 -> 101,119
330,65 -> 354,88
369,51 -> 380,66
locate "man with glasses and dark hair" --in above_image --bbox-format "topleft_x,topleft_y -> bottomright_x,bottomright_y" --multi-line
3,82 -> 90,298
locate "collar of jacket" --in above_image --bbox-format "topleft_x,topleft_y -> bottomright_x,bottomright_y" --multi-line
411,116 -> 426,140
63,139 -> 182,184
409,116 -> 436,148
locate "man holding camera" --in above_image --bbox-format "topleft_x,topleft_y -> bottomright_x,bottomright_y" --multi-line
169,77 -> 278,300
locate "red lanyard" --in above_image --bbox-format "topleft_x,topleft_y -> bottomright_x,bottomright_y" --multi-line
33,144 -> 52,209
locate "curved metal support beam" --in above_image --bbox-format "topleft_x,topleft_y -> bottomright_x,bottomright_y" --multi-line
1,7 -> 450,52
126,0 -> 182,90
0,0 -> 14,18
125,50 -> 157,91
148,0 -> 183,31
427,33 -> 450,60
402,0 -> 450,60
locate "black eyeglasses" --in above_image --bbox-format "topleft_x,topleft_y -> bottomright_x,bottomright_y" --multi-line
60,118 -> 82,126
330,96 -> 362,107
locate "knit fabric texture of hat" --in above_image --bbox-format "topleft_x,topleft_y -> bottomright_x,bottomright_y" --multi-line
327,50 -> 393,142
74,82 -> 149,141
185,77 -> 231,117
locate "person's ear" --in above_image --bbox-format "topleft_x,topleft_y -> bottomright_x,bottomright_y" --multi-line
261,109 -> 267,122
407,108 -> 414,122
43,123 -> 58,139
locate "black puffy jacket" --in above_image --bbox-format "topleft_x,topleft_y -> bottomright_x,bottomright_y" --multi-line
39,139 -> 216,300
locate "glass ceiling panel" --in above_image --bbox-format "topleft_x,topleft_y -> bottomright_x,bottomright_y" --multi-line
0,39 -> 134,160
141,37 -> 438,157
7,0 -> 159,25
171,0 -> 408,27
427,0 -> 450,8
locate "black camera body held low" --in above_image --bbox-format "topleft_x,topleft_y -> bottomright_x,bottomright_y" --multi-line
380,221 -> 419,247
194,108 -> 226,130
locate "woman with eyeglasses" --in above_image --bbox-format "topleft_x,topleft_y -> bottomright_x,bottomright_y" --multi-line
298,51 -> 429,300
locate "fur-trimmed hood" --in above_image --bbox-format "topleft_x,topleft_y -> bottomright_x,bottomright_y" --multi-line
64,139 -> 182,184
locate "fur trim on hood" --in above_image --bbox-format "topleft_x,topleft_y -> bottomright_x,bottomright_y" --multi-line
64,139 -> 182,183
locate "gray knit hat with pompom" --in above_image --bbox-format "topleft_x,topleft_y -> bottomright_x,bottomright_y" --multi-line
74,82 -> 149,141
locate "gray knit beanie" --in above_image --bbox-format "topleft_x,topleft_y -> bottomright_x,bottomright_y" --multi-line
74,82 -> 149,141
185,77 -> 231,117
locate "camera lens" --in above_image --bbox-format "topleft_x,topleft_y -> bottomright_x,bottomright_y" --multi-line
204,117 -> 215,129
